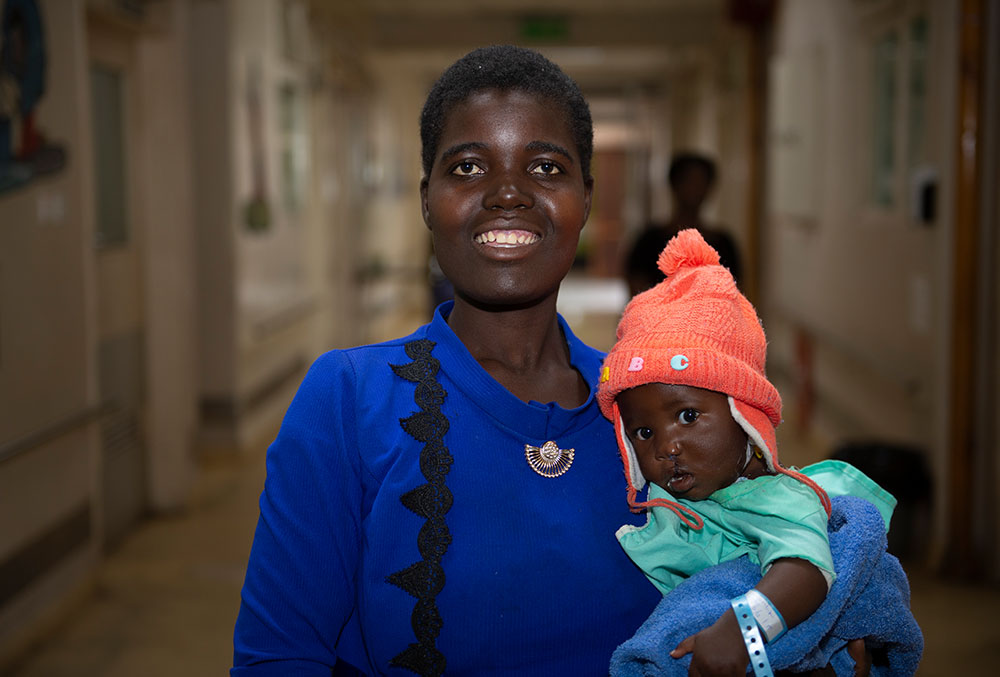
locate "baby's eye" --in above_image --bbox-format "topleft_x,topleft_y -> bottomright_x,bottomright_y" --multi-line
452,161 -> 484,176
678,409 -> 699,424
633,427 -> 653,441
530,161 -> 562,175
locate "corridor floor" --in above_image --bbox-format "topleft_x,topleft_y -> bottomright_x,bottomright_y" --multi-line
7,434 -> 1000,676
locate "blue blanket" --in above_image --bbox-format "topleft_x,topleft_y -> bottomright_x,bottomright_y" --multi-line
610,496 -> 923,676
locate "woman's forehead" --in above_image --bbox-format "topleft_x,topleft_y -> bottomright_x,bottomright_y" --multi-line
441,89 -> 572,138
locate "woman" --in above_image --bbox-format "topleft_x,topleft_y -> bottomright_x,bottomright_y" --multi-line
232,45 -> 660,676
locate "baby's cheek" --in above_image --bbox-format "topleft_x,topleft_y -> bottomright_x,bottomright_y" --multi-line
636,453 -> 657,478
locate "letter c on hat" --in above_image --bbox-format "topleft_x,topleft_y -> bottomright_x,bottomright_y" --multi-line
670,354 -> 689,371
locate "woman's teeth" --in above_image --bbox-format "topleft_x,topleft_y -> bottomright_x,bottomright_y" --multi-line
475,230 -> 540,245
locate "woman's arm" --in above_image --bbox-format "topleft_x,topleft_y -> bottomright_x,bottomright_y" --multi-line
232,352 -> 363,675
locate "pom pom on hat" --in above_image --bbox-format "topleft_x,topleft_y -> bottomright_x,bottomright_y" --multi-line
657,227 -> 720,276
598,229 -> 831,523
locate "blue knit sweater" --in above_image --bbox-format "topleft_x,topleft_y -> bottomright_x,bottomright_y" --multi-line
232,303 -> 660,675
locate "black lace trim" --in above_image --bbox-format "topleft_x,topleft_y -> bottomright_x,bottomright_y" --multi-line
387,339 -> 453,676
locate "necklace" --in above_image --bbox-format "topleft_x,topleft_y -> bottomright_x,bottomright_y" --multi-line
524,440 -> 575,478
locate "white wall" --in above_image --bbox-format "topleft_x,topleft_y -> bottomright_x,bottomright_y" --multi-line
191,0 -> 374,447
0,0 -> 102,662
0,0 -> 203,661
136,0 -> 198,509
361,52 -> 441,342
765,0 -> 956,564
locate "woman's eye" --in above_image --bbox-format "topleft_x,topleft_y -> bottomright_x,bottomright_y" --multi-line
678,409 -> 699,424
452,161 -> 484,176
633,427 -> 653,441
530,161 -> 562,175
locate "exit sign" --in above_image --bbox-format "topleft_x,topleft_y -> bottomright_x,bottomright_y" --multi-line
520,15 -> 569,41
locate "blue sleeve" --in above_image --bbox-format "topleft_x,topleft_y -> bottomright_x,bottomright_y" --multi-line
232,351 -> 363,675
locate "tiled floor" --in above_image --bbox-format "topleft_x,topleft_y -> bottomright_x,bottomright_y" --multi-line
6,447 -> 267,677
6,411 -> 1000,676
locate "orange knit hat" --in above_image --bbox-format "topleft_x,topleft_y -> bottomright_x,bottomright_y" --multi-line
597,229 -> 830,528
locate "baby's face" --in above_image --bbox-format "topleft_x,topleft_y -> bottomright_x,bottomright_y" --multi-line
617,383 -> 749,500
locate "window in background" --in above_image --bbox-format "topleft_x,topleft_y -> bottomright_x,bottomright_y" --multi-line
90,64 -> 129,247
871,30 -> 898,209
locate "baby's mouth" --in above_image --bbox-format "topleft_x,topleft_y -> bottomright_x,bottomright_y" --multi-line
474,229 -> 540,246
666,468 -> 694,494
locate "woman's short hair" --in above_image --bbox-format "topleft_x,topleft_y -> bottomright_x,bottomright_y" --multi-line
420,45 -> 593,178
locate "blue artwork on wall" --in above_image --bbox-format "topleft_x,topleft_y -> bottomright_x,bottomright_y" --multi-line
1,0 -> 67,195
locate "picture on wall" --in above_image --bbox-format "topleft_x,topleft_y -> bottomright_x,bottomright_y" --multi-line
0,0 -> 67,195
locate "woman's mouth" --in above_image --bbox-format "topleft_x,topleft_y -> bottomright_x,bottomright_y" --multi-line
474,229 -> 540,246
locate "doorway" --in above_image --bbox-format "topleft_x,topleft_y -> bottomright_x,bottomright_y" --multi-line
88,15 -> 147,550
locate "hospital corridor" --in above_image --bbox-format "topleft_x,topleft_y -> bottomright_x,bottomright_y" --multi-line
1,0 -> 999,675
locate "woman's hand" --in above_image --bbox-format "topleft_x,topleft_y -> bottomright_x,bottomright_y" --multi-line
670,609 -> 750,676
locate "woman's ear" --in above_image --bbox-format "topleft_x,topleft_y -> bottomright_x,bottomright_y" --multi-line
420,177 -> 431,230
581,176 -> 594,231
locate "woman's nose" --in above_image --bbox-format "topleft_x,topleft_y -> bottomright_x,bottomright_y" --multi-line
484,171 -> 532,210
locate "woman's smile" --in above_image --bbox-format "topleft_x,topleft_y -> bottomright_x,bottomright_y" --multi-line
473,228 -> 541,247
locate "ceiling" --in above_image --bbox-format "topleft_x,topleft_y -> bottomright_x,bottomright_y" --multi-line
308,0 -> 734,90
311,0 -> 726,46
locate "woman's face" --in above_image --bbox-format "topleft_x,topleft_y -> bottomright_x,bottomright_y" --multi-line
421,89 -> 592,308
617,383 -> 749,500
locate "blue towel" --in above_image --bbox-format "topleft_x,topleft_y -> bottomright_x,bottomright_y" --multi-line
610,496 -> 923,676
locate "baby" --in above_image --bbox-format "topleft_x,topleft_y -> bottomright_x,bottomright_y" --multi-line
597,229 -> 898,675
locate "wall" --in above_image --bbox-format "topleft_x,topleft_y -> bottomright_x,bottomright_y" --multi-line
192,0 -> 372,447
136,0 -> 198,510
0,0 -> 203,662
360,51 -> 442,342
189,0 -> 236,407
655,39 -> 752,270
0,0 -> 101,662
765,0 -> 956,564
981,0 -> 1000,579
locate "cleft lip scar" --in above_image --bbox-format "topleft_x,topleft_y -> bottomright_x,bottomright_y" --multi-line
666,465 -> 690,485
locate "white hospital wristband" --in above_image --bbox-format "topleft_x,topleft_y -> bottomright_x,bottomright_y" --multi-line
746,588 -> 787,643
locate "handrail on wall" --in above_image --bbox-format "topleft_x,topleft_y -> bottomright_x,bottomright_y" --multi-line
0,403 -> 113,465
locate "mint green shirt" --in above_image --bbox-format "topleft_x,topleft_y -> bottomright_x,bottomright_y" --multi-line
616,460 -> 896,596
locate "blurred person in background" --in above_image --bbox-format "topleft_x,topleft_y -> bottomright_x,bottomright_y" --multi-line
624,152 -> 742,297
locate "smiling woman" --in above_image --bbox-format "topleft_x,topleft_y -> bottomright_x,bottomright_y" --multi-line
420,89 -> 592,367
231,45 -> 661,676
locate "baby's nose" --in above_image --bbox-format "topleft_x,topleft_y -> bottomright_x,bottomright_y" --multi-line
656,441 -> 679,462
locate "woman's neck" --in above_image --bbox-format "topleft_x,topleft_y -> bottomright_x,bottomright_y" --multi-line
446,296 -> 589,408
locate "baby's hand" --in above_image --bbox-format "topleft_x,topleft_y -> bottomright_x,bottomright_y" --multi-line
669,609 -> 748,676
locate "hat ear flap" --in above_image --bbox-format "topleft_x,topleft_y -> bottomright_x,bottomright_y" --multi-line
728,397 -> 778,472
729,396 -> 833,518
615,404 -> 647,492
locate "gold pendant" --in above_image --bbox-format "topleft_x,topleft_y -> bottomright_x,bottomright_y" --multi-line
525,440 -> 575,478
